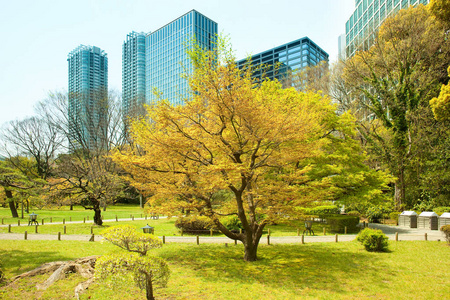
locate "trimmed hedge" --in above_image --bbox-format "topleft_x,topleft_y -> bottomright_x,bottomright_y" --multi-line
357,228 -> 389,252
441,225 -> 450,244
326,215 -> 360,233
346,210 -> 361,217
307,205 -> 340,216
175,215 -> 216,234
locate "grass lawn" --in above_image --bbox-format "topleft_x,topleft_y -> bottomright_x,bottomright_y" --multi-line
0,239 -> 448,299
0,218 -> 179,236
1,205 -> 349,237
0,204 -> 146,225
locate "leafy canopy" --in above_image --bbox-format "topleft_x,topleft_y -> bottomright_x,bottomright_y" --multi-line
101,225 -> 162,256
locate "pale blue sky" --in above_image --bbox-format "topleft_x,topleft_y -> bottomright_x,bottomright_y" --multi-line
0,0 -> 355,127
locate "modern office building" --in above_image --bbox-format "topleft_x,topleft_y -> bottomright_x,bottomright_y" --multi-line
145,10 -> 218,106
345,0 -> 429,58
235,37 -> 329,84
68,45 -> 108,150
122,31 -> 147,125
121,10 -> 218,121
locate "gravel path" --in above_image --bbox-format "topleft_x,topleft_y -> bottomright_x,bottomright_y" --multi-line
0,220 -> 445,243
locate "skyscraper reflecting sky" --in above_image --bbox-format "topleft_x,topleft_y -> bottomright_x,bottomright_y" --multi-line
145,10 -> 218,106
68,45 -> 108,150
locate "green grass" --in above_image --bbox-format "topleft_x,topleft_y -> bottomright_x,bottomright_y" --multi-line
1,239 -> 449,299
1,205 -> 347,237
0,218 -> 179,236
0,204 -> 145,225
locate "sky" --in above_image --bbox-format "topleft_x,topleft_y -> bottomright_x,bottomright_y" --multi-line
0,0 -> 355,127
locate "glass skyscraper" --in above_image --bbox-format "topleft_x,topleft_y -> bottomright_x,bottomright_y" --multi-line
345,0 -> 429,58
146,10 -> 218,106
68,45 -> 108,150
236,37 -> 328,84
122,31 -> 147,125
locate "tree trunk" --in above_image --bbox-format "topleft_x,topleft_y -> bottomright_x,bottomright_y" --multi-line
243,240 -> 259,262
242,226 -> 264,262
92,201 -> 103,226
5,189 -> 19,218
394,169 -> 406,210
145,272 -> 155,300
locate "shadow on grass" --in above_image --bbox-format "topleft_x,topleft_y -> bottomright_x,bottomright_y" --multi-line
0,249 -> 74,277
159,242 -> 392,296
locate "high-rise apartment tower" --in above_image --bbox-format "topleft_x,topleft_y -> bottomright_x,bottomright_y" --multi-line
68,45 -> 108,150
122,31 -> 147,125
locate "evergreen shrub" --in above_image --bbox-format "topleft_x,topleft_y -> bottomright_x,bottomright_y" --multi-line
346,210 -> 361,217
357,228 -> 389,252
175,215 -> 216,234
307,205 -> 340,216
440,225 -> 450,244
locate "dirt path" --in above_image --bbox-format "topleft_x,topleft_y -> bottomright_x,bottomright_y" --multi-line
0,221 -> 445,243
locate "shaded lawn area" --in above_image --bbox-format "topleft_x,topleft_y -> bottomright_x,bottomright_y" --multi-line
1,240 -> 449,299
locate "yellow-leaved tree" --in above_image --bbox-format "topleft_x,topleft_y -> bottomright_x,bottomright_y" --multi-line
113,39 -> 390,261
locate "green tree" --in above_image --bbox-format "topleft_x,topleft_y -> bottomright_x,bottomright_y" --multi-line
113,39 -> 390,261
0,158 -> 38,218
97,225 -> 169,300
430,66 -> 450,121
344,4 -> 450,209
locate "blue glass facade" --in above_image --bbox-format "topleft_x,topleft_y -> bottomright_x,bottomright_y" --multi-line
146,10 -> 218,106
122,31 -> 147,123
68,45 -> 108,150
345,0 -> 429,57
236,37 -> 328,84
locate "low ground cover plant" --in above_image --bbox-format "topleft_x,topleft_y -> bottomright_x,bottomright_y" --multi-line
357,228 -> 389,252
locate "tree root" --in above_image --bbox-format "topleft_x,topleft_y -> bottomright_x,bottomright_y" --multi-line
7,256 -> 99,298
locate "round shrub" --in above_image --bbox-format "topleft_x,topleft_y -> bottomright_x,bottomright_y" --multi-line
440,224 -> 450,244
175,215 -> 216,234
326,215 -> 360,233
357,228 -> 389,252
346,210 -> 361,217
